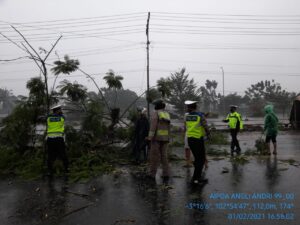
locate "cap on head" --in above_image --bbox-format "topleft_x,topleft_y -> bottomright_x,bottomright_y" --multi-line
152,99 -> 165,110
185,100 -> 198,111
184,100 -> 198,105
230,105 -> 238,109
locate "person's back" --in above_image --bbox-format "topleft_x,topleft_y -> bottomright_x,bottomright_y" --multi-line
136,116 -> 149,140
147,100 -> 171,181
134,109 -> 150,163
47,113 -> 65,137
264,109 -> 279,136
46,105 -> 69,177
264,105 -> 279,155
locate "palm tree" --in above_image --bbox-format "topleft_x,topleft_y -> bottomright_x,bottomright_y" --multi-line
204,79 -> 218,112
57,80 -> 88,111
103,70 -> 123,107
26,77 -> 46,106
51,55 -> 110,111
51,55 -> 80,76
103,70 -> 124,131
51,55 -> 80,92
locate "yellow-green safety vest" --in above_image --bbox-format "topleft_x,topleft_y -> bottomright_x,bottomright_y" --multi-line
47,115 -> 65,137
156,111 -> 170,137
226,112 -> 243,129
185,114 -> 205,139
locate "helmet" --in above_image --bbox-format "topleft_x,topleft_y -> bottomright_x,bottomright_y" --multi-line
50,104 -> 62,110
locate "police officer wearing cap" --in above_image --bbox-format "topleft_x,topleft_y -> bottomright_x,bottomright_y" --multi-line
147,99 -> 171,181
46,105 -> 69,176
184,100 -> 210,184
223,105 -> 243,156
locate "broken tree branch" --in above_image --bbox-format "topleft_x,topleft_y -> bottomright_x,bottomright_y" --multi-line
0,32 -> 27,52
11,25 -> 42,62
44,35 -> 63,61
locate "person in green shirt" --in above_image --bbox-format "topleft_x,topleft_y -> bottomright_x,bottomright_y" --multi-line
264,105 -> 279,155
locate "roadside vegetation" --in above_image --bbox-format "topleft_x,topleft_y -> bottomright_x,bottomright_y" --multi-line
0,28 -> 298,181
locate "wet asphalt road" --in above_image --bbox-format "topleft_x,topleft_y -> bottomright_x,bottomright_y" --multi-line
0,131 -> 299,225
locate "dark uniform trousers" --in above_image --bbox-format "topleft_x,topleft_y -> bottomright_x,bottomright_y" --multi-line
188,137 -> 206,181
47,137 -> 69,174
230,129 -> 241,152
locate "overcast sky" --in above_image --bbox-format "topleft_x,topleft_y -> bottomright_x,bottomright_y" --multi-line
0,0 -> 299,96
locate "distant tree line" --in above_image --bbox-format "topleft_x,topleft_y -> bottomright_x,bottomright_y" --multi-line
150,68 -> 298,118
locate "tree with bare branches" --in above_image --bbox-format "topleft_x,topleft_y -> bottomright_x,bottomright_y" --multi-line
0,26 -> 62,113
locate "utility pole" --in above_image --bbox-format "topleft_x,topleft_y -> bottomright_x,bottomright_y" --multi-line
220,66 -> 225,114
146,12 -> 150,119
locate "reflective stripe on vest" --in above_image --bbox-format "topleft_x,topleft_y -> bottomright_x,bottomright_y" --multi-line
157,129 -> 169,136
185,114 -> 205,139
47,116 -> 65,137
158,111 -> 170,121
226,112 -> 243,129
157,111 -> 170,137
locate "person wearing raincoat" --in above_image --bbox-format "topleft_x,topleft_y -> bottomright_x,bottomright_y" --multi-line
264,105 -> 279,155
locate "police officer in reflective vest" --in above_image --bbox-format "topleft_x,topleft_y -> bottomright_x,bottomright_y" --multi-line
223,105 -> 243,156
184,100 -> 211,184
47,105 -> 69,176
147,99 -> 171,181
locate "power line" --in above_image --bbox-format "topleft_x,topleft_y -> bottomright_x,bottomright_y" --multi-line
151,17 -> 300,25
0,18 -> 144,44
0,12 -> 147,26
150,28 -> 300,36
152,11 -> 300,18
0,29 -> 144,44
152,43 -> 300,51
0,24 -> 145,38
1,68 -> 300,80
0,56 -> 29,62
152,13 -> 300,22
0,20 -> 146,34
66,46 -> 144,58
3,22 -> 299,41
3,11 -> 300,29
2,56 -> 299,68
151,23 -> 300,31
150,58 -> 300,69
